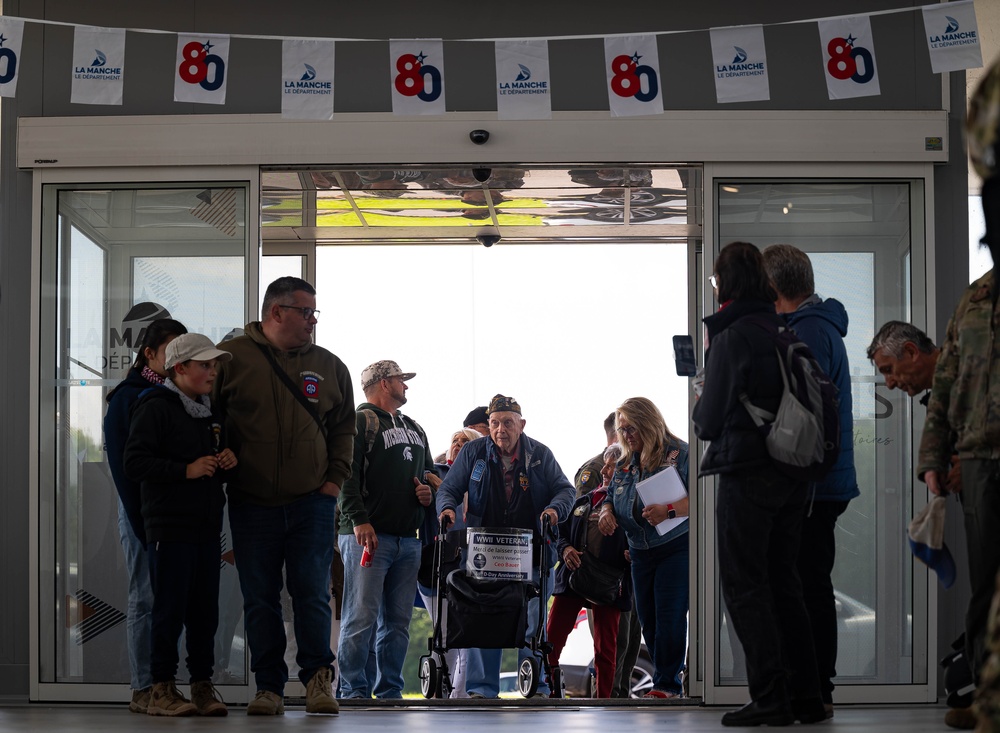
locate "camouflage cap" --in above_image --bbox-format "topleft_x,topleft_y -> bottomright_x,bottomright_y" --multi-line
968,59 -> 1000,181
487,394 -> 521,415
361,360 -> 416,390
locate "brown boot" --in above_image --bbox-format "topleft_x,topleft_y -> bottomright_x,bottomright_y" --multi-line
946,707 -> 978,730
147,681 -> 196,717
305,668 -> 339,714
128,687 -> 151,714
190,680 -> 228,717
246,690 -> 284,716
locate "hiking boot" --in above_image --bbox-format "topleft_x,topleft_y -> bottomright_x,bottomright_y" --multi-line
190,680 -> 228,717
147,681 -> 197,717
128,687 -> 151,714
946,707 -> 977,729
305,668 -> 339,714
247,690 -> 284,716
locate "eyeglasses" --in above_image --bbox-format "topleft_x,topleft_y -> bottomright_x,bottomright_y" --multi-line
618,425 -> 638,437
709,275 -> 718,289
278,305 -> 320,320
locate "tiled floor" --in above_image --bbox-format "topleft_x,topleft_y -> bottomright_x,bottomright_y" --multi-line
0,701 -> 957,732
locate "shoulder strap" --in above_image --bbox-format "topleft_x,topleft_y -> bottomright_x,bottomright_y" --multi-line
359,408 -> 379,454
252,340 -> 327,438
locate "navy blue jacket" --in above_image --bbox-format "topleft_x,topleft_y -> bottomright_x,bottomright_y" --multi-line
784,297 -> 860,502
436,434 -> 575,568
104,368 -> 163,544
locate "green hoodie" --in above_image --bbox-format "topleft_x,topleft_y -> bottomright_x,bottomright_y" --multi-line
338,402 -> 435,537
213,322 -> 356,506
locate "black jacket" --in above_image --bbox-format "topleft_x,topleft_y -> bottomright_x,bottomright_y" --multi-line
692,299 -> 785,476
553,490 -> 632,611
124,387 -> 228,543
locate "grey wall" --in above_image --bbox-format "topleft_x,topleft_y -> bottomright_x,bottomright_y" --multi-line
0,0 -> 971,698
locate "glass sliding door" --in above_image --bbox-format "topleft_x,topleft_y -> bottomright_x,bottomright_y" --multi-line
37,184 -> 250,698
709,179 -> 929,702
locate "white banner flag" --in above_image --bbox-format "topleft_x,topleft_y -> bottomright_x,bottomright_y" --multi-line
281,40 -> 335,120
174,34 -> 230,105
922,0 -> 983,74
71,26 -> 125,106
604,34 -> 662,117
495,40 -> 551,120
710,25 -> 769,104
0,18 -> 25,98
817,16 -> 880,100
390,39 -> 446,115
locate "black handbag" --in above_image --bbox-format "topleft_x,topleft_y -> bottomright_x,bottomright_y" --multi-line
568,553 -> 624,607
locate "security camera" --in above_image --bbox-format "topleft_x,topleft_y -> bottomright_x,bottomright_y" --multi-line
472,167 -> 492,183
477,234 -> 500,248
469,129 -> 490,145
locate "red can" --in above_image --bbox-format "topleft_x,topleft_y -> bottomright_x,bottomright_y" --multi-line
360,546 -> 372,568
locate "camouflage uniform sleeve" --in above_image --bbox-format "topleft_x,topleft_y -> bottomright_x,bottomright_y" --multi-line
573,453 -> 604,498
917,305 -> 963,479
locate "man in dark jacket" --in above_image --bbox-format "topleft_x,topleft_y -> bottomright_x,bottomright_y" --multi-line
437,394 -> 575,698
763,244 -> 859,718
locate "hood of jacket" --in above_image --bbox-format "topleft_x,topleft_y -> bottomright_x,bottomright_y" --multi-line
785,296 -> 849,338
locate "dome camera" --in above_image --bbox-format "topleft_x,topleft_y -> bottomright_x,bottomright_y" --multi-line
472,167 -> 492,183
477,234 -> 500,248
469,129 -> 490,145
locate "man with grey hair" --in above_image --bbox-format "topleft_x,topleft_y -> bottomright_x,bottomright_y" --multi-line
866,320 -> 940,400
214,276 -> 355,715
762,244 -> 858,718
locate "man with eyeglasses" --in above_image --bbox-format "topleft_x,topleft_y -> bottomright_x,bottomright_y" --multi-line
437,394 -> 576,698
213,276 -> 356,716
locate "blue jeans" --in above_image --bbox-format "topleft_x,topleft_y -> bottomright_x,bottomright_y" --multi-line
717,468 -> 820,703
229,492 -> 338,694
465,569 -> 553,698
630,533 -> 689,694
338,533 -> 421,698
118,499 -> 153,690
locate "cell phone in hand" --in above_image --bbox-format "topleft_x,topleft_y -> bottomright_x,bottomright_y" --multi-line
672,335 -> 697,377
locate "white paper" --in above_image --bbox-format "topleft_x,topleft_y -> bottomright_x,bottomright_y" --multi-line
71,26 -> 125,106
604,34 -> 662,117
636,465 -> 688,536
495,40 -> 552,120
0,18 -> 25,98
282,39 -> 335,120
710,25 -> 770,104
390,39 -> 446,116
817,16 -> 880,100
174,33 -> 230,105
922,0 -> 983,74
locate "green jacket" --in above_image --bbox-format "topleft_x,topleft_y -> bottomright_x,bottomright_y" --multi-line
212,322 -> 356,506
918,270 -> 1000,476
338,402 -> 435,537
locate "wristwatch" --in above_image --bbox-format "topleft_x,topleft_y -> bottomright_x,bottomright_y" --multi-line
666,503 -> 676,520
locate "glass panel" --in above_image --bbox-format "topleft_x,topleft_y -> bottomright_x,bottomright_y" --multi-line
40,186 -> 249,686
716,180 -> 920,689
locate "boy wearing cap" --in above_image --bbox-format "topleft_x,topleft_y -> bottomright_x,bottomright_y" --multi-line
124,333 -> 236,717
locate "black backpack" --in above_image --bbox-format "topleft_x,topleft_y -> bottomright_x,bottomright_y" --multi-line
734,315 -> 841,482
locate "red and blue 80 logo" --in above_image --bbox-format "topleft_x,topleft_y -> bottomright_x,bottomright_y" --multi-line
825,37 -> 875,85
394,53 -> 442,102
179,41 -> 226,91
0,44 -> 17,85
610,53 -> 658,103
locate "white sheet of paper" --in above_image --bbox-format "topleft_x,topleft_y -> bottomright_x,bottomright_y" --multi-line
635,465 -> 688,536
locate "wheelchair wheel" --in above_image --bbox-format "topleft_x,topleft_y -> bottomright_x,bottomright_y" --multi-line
517,657 -> 540,698
548,665 -> 564,699
419,655 -> 439,699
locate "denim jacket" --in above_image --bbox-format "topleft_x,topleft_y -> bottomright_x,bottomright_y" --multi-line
604,439 -> 690,551
436,433 -> 576,568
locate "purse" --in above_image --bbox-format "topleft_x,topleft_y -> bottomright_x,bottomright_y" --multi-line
568,554 -> 624,607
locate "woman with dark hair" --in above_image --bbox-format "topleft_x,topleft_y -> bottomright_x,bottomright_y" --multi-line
597,397 -> 690,699
104,317 -> 187,714
692,241 -> 824,726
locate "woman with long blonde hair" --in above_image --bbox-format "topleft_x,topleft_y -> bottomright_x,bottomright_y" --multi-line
597,397 -> 689,699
